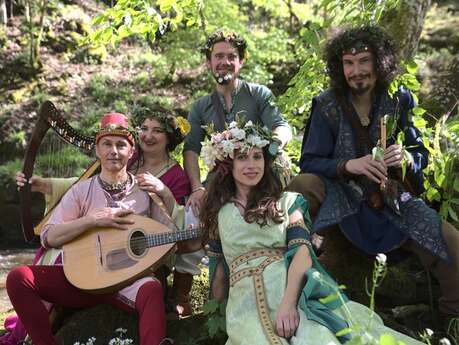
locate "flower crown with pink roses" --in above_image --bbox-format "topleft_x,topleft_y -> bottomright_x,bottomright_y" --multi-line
201,120 -> 280,171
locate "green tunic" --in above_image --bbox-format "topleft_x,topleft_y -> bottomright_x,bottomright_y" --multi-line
217,192 -> 424,345
184,80 -> 290,154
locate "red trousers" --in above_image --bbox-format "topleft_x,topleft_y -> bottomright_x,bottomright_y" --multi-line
6,265 -> 166,345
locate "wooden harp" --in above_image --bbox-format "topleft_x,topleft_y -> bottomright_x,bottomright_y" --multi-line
19,101 -> 98,242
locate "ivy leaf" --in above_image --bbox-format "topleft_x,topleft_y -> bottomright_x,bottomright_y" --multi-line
426,187 -> 441,202
396,131 -> 405,145
202,299 -> 220,314
434,173 -> 445,188
385,115 -> 396,138
405,60 -> 418,74
448,205 -> 458,222
412,107 -> 426,117
413,117 -> 427,129
206,316 -> 221,338
453,178 -> 459,193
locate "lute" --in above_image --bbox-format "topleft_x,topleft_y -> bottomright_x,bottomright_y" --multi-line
63,214 -> 200,293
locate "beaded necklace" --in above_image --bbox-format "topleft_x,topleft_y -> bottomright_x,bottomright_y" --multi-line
98,175 -> 130,193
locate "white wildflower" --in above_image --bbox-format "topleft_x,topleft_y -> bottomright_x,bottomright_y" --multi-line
244,120 -> 254,127
425,328 -> 434,337
228,121 -> 238,128
115,328 -> 127,334
375,253 -> 387,265
439,338 -> 451,345
312,271 -> 321,280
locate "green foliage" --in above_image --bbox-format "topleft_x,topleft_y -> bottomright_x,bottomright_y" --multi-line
422,114 -> 459,225
0,158 -> 23,190
86,0 -> 203,47
390,59 -> 459,226
284,136 -> 301,175
278,0 -> 400,128
202,299 -> 227,340
447,317 -> 459,345
0,26 -> 7,47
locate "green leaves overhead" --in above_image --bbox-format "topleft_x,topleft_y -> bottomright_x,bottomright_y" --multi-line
87,0 -> 203,46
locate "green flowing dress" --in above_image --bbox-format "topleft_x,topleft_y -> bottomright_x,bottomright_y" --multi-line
215,192 -> 424,345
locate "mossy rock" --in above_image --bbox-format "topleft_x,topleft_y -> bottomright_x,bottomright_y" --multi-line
317,228 -> 431,306
55,305 -> 223,345
72,45 -> 108,65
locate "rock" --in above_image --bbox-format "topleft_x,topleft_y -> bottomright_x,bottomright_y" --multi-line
317,228 -> 434,306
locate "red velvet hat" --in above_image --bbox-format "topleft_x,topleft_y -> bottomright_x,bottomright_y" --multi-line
95,112 -> 134,145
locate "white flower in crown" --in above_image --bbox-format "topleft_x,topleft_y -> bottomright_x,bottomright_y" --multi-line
201,142 -> 221,170
201,120 -> 276,171
211,132 -> 224,144
228,121 -> 238,129
221,139 -> 235,156
246,134 -> 269,148
229,127 -> 246,140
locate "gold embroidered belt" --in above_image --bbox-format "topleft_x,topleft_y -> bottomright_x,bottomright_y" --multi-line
229,248 -> 285,345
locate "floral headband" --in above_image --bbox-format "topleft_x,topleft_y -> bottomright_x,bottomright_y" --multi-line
132,107 -> 191,137
202,30 -> 248,60
201,120 -> 279,171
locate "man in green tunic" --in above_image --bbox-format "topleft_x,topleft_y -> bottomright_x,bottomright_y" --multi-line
183,30 -> 292,215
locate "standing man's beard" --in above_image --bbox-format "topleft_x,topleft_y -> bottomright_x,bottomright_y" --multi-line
213,72 -> 233,85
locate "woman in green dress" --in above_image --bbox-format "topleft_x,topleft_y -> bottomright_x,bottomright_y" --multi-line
199,121 -> 424,345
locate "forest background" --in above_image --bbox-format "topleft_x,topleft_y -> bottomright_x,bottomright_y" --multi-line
0,0 -> 458,344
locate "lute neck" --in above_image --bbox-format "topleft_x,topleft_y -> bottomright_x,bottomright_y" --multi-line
146,228 -> 200,248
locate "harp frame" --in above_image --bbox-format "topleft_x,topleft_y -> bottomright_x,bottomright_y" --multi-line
20,101 -> 98,242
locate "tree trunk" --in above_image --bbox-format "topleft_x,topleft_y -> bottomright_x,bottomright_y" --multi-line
381,0 -> 432,61
0,0 -> 7,25
33,0 -> 48,68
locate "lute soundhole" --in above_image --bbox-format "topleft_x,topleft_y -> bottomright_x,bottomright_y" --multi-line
129,229 -> 148,257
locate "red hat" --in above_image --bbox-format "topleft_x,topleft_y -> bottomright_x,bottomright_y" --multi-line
95,112 -> 134,145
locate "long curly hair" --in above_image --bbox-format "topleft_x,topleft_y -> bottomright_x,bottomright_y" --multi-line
200,147 -> 284,243
325,25 -> 399,96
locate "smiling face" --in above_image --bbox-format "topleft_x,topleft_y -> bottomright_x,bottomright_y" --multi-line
207,41 -> 244,82
342,51 -> 377,95
96,135 -> 134,173
232,147 -> 265,191
138,118 -> 169,157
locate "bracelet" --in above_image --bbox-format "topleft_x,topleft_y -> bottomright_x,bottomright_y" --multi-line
191,186 -> 205,194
